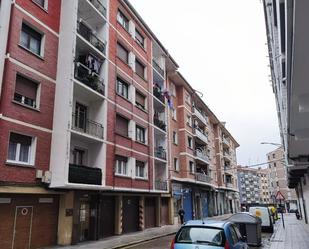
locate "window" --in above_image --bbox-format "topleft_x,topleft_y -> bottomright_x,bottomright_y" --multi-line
20,23 -> 43,56
74,102 -> 87,131
136,160 -> 146,178
272,153 -> 275,158
171,108 -> 177,120
136,125 -> 146,144
116,78 -> 129,99
185,92 -> 191,104
116,115 -> 129,137
7,133 -> 35,165
117,43 -> 128,63
135,90 -> 146,110
189,161 -> 195,173
135,29 -> 144,47
174,158 -> 179,171
170,83 -> 176,97
187,115 -> 193,127
73,148 -> 86,166
274,162 -> 276,167
187,136 -> 193,148
115,155 -> 128,176
117,11 -> 129,31
32,0 -> 47,9
14,74 -> 38,109
135,59 -> 145,79
172,131 -> 178,145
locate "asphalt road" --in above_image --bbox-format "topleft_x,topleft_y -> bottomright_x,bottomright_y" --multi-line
122,232 -> 272,249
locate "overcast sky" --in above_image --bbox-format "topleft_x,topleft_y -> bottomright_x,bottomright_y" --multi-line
130,0 -> 281,166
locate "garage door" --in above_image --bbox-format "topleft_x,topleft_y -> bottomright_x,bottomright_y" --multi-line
160,198 -> 169,226
99,196 -> 115,238
122,196 -> 139,233
145,197 -> 156,228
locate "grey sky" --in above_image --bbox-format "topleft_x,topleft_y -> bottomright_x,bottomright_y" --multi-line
130,0 -> 280,166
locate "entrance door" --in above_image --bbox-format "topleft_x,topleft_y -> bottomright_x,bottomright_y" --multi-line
202,197 -> 208,218
160,198 -> 169,225
122,197 -> 139,233
79,201 -> 90,242
12,206 -> 33,249
145,198 -> 156,228
75,102 -> 87,132
99,197 -> 115,238
183,191 -> 193,222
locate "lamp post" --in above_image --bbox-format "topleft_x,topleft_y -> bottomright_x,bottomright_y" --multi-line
260,142 -> 282,147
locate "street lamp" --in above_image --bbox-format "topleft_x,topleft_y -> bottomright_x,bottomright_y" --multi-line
260,142 -> 282,147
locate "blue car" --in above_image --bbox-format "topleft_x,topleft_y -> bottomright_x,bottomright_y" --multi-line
170,220 -> 248,249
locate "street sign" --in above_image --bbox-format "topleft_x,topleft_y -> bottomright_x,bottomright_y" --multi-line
275,191 -> 285,201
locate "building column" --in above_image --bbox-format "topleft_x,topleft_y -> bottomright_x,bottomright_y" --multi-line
168,197 -> 174,225
139,196 -> 144,231
156,196 -> 161,227
115,195 -> 123,235
57,191 -> 74,245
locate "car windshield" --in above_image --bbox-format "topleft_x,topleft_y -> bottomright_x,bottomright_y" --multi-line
175,226 -> 225,246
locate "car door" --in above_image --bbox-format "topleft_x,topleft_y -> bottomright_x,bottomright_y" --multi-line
228,225 -> 248,249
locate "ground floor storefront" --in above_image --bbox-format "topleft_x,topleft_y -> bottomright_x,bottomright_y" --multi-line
0,190 -> 60,249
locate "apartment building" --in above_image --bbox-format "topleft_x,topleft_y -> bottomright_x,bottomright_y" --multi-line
267,147 -> 297,209
0,0 -> 62,248
237,166 -> 270,207
263,0 -> 309,222
0,0 -> 240,248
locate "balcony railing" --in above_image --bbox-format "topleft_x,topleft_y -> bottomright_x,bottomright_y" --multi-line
153,87 -> 165,103
154,147 -> 167,160
77,21 -> 106,54
154,117 -> 166,131
74,62 -> 105,95
222,136 -> 230,147
223,151 -> 231,160
194,128 -> 208,144
89,0 -> 107,17
193,107 -> 208,125
155,180 -> 167,191
196,173 -> 211,183
152,59 -> 164,76
69,164 -> 102,185
71,113 -> 104,139
226,182 -> 234,188
195,149 -> 210,164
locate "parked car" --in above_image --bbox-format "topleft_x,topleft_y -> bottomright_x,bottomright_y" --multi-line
170,220 -> 249,249
249,206 -> 273,233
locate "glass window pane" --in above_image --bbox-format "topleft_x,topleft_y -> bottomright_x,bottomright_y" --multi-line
30,37 -> 40,54
20,31 -> 29,48
8,142 -> 17,161
19,144 -> 30,163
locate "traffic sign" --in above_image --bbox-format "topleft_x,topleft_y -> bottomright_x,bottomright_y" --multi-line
275,191 -> 285,201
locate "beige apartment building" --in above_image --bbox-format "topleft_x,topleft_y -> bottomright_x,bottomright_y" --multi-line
267,147 -> 297,209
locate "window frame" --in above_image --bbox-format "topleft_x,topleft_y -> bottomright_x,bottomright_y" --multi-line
136,125 -> 146,144
189,161 -> 195,173
174,158 -> 179,172
20,22 -> 44,57
32,0 -> 48,11
115,114 -> 129,137
116,77 -> 129,99
7,132 -> 36,166
117,10 -> 129,31
135,160 -> 147,179
117,42 -> 129,64
187,136 -> 193,149
115,156 -> 128,176
135,28 -> 145,48
135,58 -> 146,79
172,131 -> 178,145
135,90 -> 146,110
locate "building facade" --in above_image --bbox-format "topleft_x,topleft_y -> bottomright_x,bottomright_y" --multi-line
267,147 -> 297,209
237,166 -> 270,207
0,0 -> 240,248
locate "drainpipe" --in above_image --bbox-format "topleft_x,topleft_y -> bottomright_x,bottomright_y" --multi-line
300,178 -> 308,224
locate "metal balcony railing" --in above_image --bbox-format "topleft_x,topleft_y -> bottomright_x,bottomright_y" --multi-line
89,0 -> 107,17
194,127 -> 208,144
154,147 -> 167,160
226,182 -> 234,188
69,164 -> 102,185
153,87 -> 165,103
222,136 -> 230,146
77,21 -> 106,54
74,62 -> 105,95
195,149 -> 210,164
195,173 -> 211,183
72,113 -> 104,139
155,180 -> 167,191
193,107 -> 208,125
223,151 -> 231,160
152,59 -> 164,76
154,117 -> 166,131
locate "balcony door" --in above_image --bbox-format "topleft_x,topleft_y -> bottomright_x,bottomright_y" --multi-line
73,148 -> 85,166
75,102 -> 87,132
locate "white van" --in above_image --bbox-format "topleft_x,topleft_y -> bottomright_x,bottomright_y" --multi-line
249,206 -> 274,233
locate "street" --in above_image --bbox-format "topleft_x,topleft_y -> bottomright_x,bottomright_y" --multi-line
122,232 -> 272,249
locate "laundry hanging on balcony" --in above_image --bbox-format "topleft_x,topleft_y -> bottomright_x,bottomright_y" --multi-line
162,89 -> 173,108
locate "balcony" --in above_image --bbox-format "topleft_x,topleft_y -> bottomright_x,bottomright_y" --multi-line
88,0 -> 107,17
194,128 -> 208,144
223,151 -> 231,161
196,173 -> 211,183
69,164 -> 102,185
155,180 -> 167,191
193,107 -> 208,126
153,86 -> 165,103
74,62 -> 105,95
154,117 -> 166,131
222,136 -> 230,147
71,113 -> 104,139
154,147 -> 167,160
152,59 -> 164,77
195,149 -> 210,164
226,183 -> 234,188
77,21 -> 106,55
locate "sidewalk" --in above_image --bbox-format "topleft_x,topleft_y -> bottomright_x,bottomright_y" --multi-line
49,213 -> 232,249
269,213 -> 309,249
